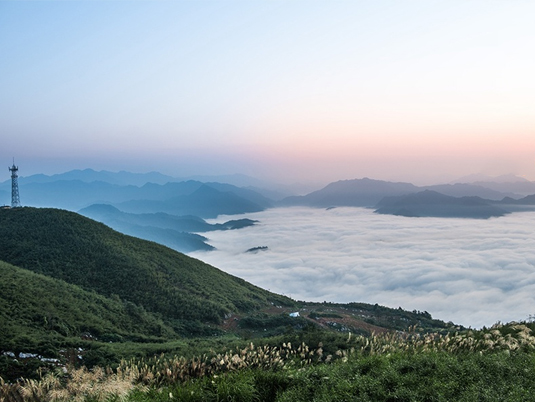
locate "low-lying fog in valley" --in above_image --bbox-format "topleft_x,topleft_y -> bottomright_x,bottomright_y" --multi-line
191,207 -> 535,328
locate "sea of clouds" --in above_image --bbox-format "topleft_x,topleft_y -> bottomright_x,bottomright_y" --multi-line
190,207 -> 535,328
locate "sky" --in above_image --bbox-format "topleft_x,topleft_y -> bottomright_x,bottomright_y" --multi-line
1,1 -> 534,185
191,207 -> 535,328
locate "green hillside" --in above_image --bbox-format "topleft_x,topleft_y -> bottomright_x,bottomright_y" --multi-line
0,208 -> 294,329
0,260 -> 177,352
0,207 -> 461,383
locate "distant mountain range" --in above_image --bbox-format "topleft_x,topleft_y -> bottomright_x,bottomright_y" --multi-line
79,204 -> 257,253
375,190 -> 509,219
2,169 -> 534,253
279,177 -> 527,207
449,174 -> 535,196
113,183 -> 270,217
6,169 -> 270,188
280,177 -> 535,219
1,169 -> 298,201
0,170 -> 279,252
0,178 -> 272,217
279,178 -> 420,208
423,183 -> 520,200
452,173 -> 531,184
463,181 -> 535,197
4,168 -> 533,210
13,169 -> 177,186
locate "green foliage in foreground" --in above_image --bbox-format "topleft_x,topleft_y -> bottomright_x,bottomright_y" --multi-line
5,352 -> 535,402
129,352 -> 535,402
4,323 -> 535,402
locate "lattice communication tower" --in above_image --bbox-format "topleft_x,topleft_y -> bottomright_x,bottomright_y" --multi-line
9,160 -> 21,208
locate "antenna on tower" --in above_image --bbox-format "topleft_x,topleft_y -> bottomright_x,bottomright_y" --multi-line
9,159 -> 21,208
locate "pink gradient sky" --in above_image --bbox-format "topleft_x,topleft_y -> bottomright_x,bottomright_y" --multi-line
1,1 -> 534,185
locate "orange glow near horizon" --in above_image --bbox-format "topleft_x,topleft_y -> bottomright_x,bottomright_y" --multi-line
2,2 -> 534,183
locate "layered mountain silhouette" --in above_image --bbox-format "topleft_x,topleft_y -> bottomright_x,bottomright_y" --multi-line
453,173 -> 529,183
114,183 -> 268,217
280,177 -> 535,218
2,171 -> 534,244
0,170 -> 276,253
79,204 -> 257,253
279,178 -> 419,208
0,178 -> 270,217
374,190 -> 509,219
467,181 -> 535,197
6,168 -> 270,188
422,183 -> 519,200
279,177 -> 527,208
500,194 -> 535,205
451,174 -> 535,196
13,169 -> 177,186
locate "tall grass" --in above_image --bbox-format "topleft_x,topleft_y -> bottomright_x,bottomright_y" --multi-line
1,366 -> 144,402
2,323 -> 535,402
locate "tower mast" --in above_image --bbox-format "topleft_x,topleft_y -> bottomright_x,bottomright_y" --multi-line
9,159 -> 21,208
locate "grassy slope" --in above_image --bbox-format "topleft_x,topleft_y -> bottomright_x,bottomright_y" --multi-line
0,208 -> 294,327
0,260 -> 177,352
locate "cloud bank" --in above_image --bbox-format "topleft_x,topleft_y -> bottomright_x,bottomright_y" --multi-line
190,207 -> 535,328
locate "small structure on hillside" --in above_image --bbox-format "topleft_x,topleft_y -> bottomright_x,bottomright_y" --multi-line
9,159 -> 21,208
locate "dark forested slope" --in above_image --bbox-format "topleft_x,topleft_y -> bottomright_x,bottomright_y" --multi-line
0,208 -> 294,327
